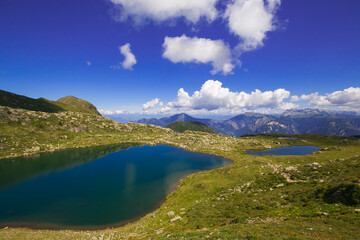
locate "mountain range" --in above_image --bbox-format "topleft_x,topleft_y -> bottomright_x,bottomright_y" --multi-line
2,89 -> 360,137
136,110 -> 360,137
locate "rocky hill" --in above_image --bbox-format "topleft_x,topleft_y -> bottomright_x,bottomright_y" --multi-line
135,110 -> 360,137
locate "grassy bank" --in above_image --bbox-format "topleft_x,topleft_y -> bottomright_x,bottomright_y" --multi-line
0,106 -> 359,239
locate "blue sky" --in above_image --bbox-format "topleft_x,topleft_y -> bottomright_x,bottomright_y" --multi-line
1,0 -> 359,119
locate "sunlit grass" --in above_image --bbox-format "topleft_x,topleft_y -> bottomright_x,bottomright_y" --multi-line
0,106 -> 359,239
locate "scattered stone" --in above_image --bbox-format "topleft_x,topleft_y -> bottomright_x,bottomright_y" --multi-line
285,166 -> 296,171
170,216 -> 182,222
156,229 -> 164,235
167,211 -> 175,216
355,209 -> 360,212
25,146 -> 40,153
276,183 -> 284,188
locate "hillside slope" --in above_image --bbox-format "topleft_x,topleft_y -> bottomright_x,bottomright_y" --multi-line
0,90 -> 100,116
0,90 -> 64,113
0,105 -> 173,159
166,121 -> 217,134
54,96 -> 101,115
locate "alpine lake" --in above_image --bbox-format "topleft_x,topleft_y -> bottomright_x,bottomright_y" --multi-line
0,144 -> 231,229
246,145 -> 321,156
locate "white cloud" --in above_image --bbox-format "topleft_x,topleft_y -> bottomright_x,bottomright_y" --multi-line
100,86 -> 360,117
119,43 -> 137,70
291,87 -> 360,109
279,102 -> 299,110
225,0 -> 281,52
290,93 -> 330,106
168,79 -> 292,111
327,87 -> 360,107
110,0 -> 218,24
86,61 -> 91,66
108,1 -> 283,73
162,35 -> 236,75
142,98 -> 163,111
99,109 -> 124,115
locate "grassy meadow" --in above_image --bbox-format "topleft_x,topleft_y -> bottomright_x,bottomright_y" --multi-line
0,106 -> 359,239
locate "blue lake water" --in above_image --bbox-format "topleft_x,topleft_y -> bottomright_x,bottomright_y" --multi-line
0,144 -> 230,228
246,146 -> 321,156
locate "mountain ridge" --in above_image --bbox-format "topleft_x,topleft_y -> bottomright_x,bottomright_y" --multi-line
135,110 -> 360,137
0,89 -> 101,116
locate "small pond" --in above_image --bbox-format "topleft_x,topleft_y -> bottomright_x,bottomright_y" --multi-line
246,146 -> 321,156
0,144 -> 231,228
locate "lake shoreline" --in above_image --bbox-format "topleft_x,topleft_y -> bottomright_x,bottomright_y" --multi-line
0,145 -> 232,231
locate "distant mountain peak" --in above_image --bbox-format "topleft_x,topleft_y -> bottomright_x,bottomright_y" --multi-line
281,108 -> 357,118
135,110 -> 360,137
242,112 -> 267,117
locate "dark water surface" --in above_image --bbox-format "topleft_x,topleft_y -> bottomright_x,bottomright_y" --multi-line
246,146 -> 321,156
0,144 -> 230,228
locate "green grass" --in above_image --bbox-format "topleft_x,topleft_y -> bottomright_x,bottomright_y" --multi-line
0,106 -> 359,239
165,121 -> 217,134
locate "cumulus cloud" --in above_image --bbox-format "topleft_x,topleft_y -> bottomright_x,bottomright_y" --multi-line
291,87 -> 360,109
117,43 -> 137,70
163,35 -> 236,75
290,93 -> 330,106
168,80 -> 292,111
100,86 -> 360,117
99,109 -> 125,115
142,98 -> 163,111
110,0 -> 218,24
225,0 -> 281,52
